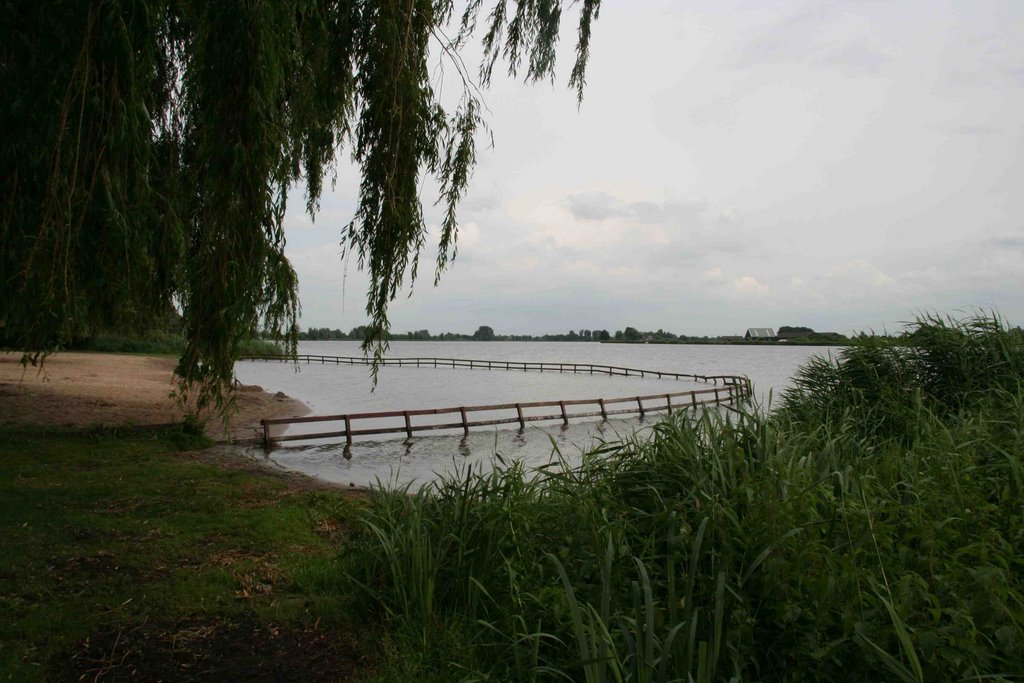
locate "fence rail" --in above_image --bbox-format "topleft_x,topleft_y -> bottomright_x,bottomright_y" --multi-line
239,353 -> 747,385
244,354 -> 752,447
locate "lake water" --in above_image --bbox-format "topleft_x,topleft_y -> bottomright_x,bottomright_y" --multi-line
233,342 -> 830,488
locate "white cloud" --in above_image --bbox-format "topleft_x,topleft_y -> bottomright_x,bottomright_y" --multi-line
825,259 -> 892,288
288,243 -> 346,285
703,267 -> 726,285
733,275 -> 769,297
459,221 -> 482,249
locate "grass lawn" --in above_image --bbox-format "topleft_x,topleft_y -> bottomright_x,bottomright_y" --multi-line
0,427 -> 370,681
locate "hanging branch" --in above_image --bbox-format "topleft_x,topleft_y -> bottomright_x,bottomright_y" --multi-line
0,0 -> 602,409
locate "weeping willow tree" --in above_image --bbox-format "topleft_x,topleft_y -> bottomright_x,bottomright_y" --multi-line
0,0 -> 601,410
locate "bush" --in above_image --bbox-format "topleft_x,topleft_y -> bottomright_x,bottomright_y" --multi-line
68,332 -> 285,358
72,331 -> 185,355
783,313 -> 1024,442
236,337 -> 286,356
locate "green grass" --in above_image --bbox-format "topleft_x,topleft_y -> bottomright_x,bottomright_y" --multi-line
338,313 -> 1024,681
0,426 -> 367,680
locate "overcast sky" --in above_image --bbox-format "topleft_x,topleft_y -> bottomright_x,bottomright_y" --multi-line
284,0 -> 1024,337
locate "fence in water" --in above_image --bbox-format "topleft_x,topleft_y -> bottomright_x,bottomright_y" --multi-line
238,354 -> 752,447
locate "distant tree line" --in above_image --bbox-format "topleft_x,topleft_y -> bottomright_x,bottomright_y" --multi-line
297,324 -> 851,344
606,327 -> 850,344
295,321 -> 1023,346
298,325 -> 614,342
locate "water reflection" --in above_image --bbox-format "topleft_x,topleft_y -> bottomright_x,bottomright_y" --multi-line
257,412 -> 676,489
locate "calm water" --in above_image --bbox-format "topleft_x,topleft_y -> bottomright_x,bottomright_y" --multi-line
233,342 -> 829,488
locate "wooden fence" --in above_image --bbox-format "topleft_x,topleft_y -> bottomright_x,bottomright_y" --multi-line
239,353 -> 746,385
242,354 -> 752,447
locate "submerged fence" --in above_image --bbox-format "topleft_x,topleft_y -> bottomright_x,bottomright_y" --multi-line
239,354 -> 752,447
240,353 -> 746,385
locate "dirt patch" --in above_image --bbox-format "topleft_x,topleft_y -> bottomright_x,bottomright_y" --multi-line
0,352 -> 308,442
56,616 -> 367,681
46,550 -> 142,588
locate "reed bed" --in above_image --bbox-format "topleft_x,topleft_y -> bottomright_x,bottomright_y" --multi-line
340,314 -> 1024,681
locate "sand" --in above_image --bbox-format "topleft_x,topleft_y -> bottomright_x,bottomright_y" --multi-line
0,351 -> 308,442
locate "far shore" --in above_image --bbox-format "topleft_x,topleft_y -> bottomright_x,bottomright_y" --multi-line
599,339 -> 848,346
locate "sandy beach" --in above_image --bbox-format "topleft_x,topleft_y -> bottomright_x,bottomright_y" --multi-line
0,351 -> 308,442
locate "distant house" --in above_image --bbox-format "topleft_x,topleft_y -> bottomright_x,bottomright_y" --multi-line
744,327 -> 776,340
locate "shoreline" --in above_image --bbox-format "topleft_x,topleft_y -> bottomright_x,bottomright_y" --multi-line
0,351 -> 310,443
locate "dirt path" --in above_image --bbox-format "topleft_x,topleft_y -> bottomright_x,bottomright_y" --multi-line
0,352 -> 308,442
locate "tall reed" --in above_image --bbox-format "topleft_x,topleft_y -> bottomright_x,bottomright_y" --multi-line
341,314 -> 1024,681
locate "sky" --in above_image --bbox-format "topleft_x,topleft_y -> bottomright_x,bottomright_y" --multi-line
283,0 -> 1024,338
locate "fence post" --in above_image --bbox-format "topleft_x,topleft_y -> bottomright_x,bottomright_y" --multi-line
516,403 -> 525,429
637,396 -> 645,417
559,401 -> 568,425
261,419 -> 270,447
460,407 -> 469,435
404,411 -> 413,439
665,394 -> 672,414
344,415 -> 353,447
598,398 -> 607,420
714,388 -> 720,404
691,392 -> 698,410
